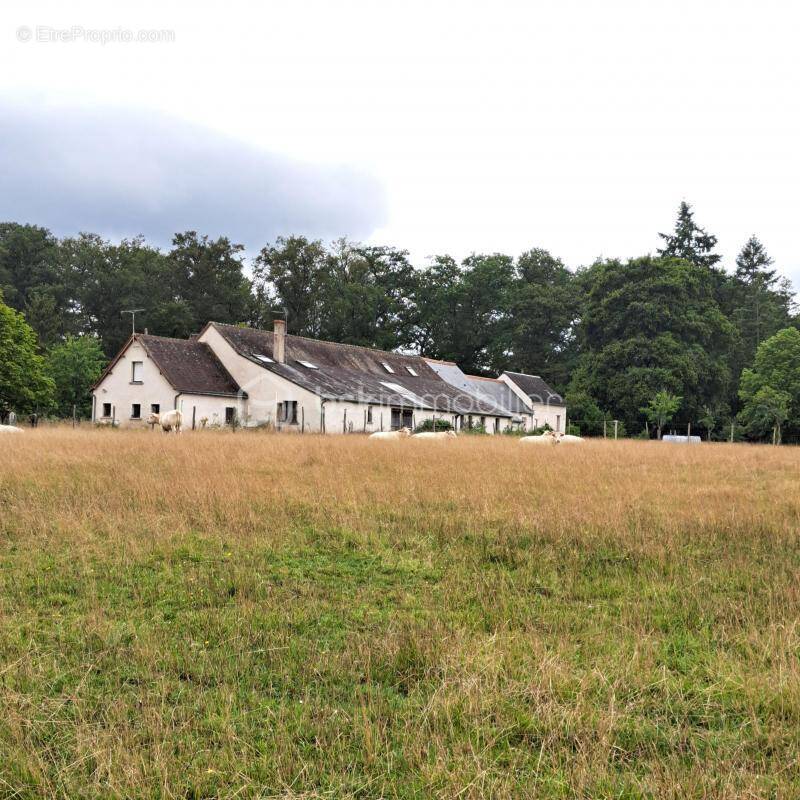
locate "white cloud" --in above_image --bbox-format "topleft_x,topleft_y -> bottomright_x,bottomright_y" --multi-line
1,0 -> 798,287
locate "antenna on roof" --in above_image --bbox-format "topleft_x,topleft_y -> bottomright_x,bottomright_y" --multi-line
122,309 -> 145,335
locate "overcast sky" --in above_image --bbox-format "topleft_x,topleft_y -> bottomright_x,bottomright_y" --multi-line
1,0 -> 799,288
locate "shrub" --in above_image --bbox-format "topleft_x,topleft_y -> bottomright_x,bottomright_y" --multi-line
414,418 -> 453,433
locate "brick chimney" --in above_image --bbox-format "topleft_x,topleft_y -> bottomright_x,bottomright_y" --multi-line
273,318 -> 286,363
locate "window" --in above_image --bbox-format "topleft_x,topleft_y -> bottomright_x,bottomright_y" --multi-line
102,403 -> 112,418
405,366 -> 418,376
150,403 -> 160,414
131,404 -> 141,419
367,407 -> 373,424
381,361 -> 395,374
390,407 -> 413,430
253,353 -> 274,364
225,407 -> 236,425
297,360 -> 318,369
277,401 -> 298,423
131,361 -> 143,383
556,414 -> 561,432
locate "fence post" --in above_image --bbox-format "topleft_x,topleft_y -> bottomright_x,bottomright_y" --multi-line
343,408 -> 347,434
603,419 -> 607,438
730,422 -> 734,443
687,421 -> 691,440
613,419 -> 618,440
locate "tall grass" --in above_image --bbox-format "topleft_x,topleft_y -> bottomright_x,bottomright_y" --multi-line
1,429 -> 799,798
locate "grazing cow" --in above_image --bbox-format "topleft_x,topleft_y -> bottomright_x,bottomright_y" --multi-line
556,433 -> 584,444
519,430 -> 558,445
369,427 -> 411,440
147,409 -> 183,433
411,430 -> 457,440
0,425 -> 23,434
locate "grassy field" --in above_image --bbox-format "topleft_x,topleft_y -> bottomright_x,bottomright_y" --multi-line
0,429 -> 799,799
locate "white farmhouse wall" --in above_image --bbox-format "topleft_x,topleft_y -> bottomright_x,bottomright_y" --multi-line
199,325 -> 322,430
498,374 -> 566,432
176,395 -> 247,428
92,340 -> 176,427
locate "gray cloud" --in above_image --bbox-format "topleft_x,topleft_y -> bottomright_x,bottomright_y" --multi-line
0,102 -> 387,249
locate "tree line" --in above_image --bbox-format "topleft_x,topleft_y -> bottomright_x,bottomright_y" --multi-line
0,202 -> 798,440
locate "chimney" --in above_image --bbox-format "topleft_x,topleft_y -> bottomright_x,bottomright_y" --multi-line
273,318 -> 286,364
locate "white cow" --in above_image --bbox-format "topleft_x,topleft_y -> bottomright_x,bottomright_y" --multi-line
0,425 -> 23,434
520,430 -> 558,445
369,427 -> 411,440
556,433 -> 584,444
147,409 -> 183,433
411,430 -> 457,440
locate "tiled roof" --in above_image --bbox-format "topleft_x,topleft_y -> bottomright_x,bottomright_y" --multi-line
502,370 -> 563,405
206,323 -> 511,416
139,335 -> 243,396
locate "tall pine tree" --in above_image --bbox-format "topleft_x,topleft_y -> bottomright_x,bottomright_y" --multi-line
657,201 -> 721,268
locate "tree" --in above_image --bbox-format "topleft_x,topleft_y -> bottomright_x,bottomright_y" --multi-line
509,249 -> 578,390
416,253 -> 515,374
252,236 -> 331,336
577,256 -> 734,429
657,201 -> 721,268
46,335 -> 106,418
738,327 -> 800,441
738,385 -> 791,445
640,390 -> 682,440
725,237 -> 794,400
0,223 -> 73,344
697,404 -> 724,442
321,241 -> 419,350
168,232 -> 252,335
0,293 -> 54,419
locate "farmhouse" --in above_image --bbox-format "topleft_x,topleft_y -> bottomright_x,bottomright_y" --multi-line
93,319 -> 548,433
426,359 -> 566,432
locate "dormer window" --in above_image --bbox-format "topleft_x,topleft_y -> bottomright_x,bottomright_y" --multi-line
298,360 -> 318,369
381,362 -> 395,374
405,366 -> 418,376
253,353 -> 274,364
131,361 -> 143,383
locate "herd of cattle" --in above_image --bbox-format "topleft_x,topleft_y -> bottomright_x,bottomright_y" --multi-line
1,415 -> 583,443
368,427 -> 583,444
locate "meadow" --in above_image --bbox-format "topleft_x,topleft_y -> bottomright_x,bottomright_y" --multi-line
0,429 -> 799,799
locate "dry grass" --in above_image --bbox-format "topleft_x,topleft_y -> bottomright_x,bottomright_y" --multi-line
1,429 -> 799,798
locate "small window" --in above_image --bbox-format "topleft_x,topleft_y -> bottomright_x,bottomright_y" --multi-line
297,360 -> 318,369
150,403 -> 160,414
225,407 -> 236,425
367,406 -> 373,424
253,353 -> 274,364
131,361 -> 143,383
102,403 -> 112,418
131,404 -> 141,419
381,361 -> 395,374
405,366 -> 418,376
287,401 -> 298,423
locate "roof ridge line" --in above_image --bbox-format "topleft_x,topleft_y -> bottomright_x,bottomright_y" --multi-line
209,321 -> 422,361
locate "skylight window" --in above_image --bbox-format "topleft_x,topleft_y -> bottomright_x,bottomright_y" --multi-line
379,381 -> 426,405
253,353 -> 274,364
298,360 -> 318,369
405,366 -> 418,376
381,361 -> 395,373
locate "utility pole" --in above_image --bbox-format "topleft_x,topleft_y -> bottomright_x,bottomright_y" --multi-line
121,309 -> 145,335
